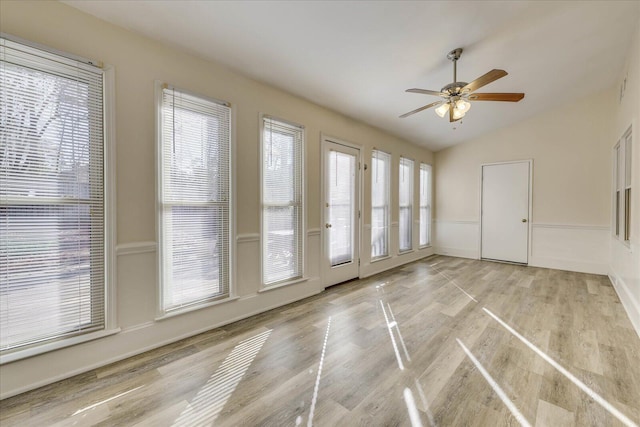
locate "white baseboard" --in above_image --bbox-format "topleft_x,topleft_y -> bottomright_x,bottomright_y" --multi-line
528,256 -> 608,275
360,247 -> 434,279
433,246 -> 478,260
608,271 -> 640,338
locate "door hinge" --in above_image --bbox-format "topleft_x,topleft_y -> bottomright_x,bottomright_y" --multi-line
358,210 -> 361,219
358,259 -> 361,266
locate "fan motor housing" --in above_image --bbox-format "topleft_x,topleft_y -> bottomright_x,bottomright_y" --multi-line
441,82 -> 468,96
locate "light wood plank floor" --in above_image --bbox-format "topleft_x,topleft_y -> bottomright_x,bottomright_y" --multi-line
2,255 -> 639,426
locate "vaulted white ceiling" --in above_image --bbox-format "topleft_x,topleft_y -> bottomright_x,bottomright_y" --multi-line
64,1 -> 639,151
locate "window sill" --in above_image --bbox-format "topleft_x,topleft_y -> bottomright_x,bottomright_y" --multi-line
156,295 -> 240,321
419,244 -> 432,250
371,255 -> 391,264
612,235 -> 632,251
398,249 -> 415,255
259,277 -> 308,292
0,327 -> 121,365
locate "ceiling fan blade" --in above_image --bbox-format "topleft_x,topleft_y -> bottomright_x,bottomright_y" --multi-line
462,69 -> 508,93
406,88 -> 446,97
399,101 -> 441,118
469,93 -> 525,102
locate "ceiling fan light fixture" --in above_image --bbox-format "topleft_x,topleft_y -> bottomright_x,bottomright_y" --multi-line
455,98 -> 471,113
435,102 -> 450,118
452,106 -> 466,120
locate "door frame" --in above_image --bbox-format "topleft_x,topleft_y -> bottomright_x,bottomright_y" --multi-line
478,159 -> 533,264
320,133 -> 363,287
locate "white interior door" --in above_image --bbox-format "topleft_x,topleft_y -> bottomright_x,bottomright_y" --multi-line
481,161 -> 530,264
323,140 -> 360,286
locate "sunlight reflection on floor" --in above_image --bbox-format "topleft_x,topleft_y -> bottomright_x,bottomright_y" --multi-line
482,308 -> 638,427
457,338 -> 532,427
379,299 -> 405,371
172,329 -> 272,426
403,387 -> 424,427
307,316 -> 332,427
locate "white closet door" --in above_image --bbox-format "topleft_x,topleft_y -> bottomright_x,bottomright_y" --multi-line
481,162 -> 530,264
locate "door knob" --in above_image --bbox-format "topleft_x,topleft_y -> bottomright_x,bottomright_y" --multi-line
522,219 -> 528,223
325,223 -> 332,228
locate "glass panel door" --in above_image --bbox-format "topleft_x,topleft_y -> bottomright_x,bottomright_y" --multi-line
323,139 -> 360,287
328,150 -> 355,266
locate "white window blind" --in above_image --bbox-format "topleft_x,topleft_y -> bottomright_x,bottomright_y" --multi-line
159,87 -> 231,313
624,130 -> 632,242
371,150 -> 390,259
615,144 -> 621,238
419,163 -> 432,247
614,127 -> 632,243
261,117 -> 304,285
0,37 -> 106,352
399,157 -> 414,252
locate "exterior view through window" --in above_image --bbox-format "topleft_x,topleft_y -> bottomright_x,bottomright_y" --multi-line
158,86 -> 231,314
399,157 -> 414,252
371,150 -> 390,259
0,37 -> 106,352
261,116 -> 304,286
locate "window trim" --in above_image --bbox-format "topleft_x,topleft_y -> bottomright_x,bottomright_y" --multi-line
0,36 -> 117,363
258,113 -> 306,289
419,162 -> 433,249
613,125 -> 632,248
371,149 -> 391,261
154,81 -> 235,318
398,156 -> 415,254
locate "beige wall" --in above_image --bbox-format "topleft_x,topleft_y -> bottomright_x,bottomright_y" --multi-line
610,20 -> 640,335
435,89 -> 614,225
433,89 -> 616,273
0,1 -> 433,397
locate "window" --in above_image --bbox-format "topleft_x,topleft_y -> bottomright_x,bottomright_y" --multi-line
614,127 -> 632,243
261,117 -> 304,286
0,37 -> 108,353
399,157 -> 414,252
371,150 -> 390,259
158,85 -> 231,315
419,163 -> 432,247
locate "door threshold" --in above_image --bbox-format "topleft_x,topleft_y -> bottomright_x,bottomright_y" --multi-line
325,277 -> 359,289
481,258 -> 528,266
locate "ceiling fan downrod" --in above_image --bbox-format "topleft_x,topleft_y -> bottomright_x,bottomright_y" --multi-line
447,48 -> 463,84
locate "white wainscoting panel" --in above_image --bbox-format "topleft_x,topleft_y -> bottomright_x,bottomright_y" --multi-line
360,223 -> 434,279
306,229 -> 321,279
529,224 -> 609,275
609,239 -> 640,337
433,220 -> 480,259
